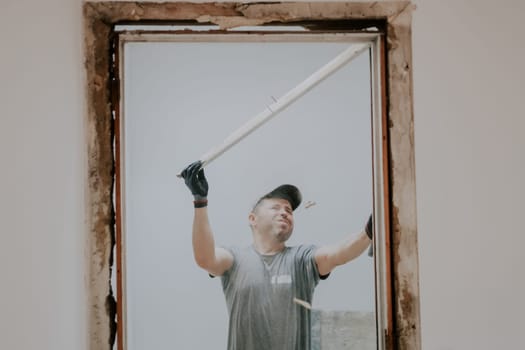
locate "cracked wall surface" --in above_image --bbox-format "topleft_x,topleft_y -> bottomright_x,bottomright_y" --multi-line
83,2 -> 419,349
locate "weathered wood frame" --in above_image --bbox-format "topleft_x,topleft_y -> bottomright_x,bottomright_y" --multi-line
83,2 -> 419,349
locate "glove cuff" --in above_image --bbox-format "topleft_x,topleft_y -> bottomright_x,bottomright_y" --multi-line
194,199 -> 208,208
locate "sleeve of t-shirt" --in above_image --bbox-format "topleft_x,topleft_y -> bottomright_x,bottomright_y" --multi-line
295,244 -> 323,287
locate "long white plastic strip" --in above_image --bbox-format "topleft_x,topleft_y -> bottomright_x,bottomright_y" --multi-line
178,42 -> 370,174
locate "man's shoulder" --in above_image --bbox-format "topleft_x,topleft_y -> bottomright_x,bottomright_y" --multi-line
222,245 -> 255,257
287,243 -> 318,250
285,244 -> 318,256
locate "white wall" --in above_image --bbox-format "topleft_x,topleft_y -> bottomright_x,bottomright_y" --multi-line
0,1 -> 87,350
413,1 -> 525,349
0,1 -> 523,350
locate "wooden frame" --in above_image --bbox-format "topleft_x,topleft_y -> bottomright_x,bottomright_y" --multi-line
83,2 -> 419,349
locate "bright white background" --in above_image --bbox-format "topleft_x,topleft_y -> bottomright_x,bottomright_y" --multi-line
1,1 -> 524,350
123,41 -> 373,349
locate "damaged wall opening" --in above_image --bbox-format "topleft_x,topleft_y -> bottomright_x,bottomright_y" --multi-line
84,2 -> 420,350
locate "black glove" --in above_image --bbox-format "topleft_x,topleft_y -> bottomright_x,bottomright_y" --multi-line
365,214 -> 373,257
365,214 -> 373,240
180,161 -> 208,201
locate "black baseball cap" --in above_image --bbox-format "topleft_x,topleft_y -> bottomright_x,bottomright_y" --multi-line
254,184 -> 302,211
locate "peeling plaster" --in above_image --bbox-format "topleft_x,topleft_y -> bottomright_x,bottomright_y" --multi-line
83,2 -> 420,349
195,15 -> 268,29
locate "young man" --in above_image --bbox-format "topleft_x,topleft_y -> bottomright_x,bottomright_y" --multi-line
181,161 -> 372,350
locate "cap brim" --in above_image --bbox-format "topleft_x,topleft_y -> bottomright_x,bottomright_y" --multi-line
263,184 -> 302,211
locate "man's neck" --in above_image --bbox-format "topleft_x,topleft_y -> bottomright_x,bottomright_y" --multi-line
252,234 -> 285,255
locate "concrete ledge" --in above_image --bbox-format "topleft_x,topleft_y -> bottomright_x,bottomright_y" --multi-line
311,310 -> 375,350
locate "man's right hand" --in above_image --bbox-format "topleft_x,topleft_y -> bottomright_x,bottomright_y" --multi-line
180,161 -> 209,200
365,214 -> 373,257
365,214 -> 373,240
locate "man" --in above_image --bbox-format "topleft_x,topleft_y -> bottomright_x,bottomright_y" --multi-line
181,161 -> 372,350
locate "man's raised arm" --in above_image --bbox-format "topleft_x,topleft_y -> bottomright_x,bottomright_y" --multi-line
314,215 -> 373,276
180,161 -> 233,276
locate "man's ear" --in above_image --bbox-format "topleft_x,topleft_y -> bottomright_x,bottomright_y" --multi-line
248,212 -> 256,227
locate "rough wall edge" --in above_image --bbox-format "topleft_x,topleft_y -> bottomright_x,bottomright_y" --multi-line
386,4 -> 422,350
84,3 -> 114,349
83,1 -> 411,28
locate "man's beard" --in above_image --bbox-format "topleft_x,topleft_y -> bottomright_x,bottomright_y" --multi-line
275,230 -> 292,243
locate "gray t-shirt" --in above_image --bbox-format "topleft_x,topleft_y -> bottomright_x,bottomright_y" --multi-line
220,244 -> 322,350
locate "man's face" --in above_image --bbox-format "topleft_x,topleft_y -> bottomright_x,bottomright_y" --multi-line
250,197 -> 294,242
